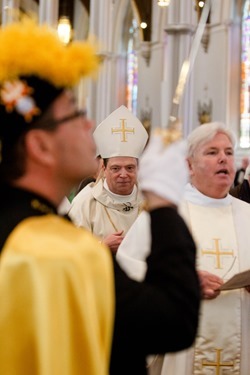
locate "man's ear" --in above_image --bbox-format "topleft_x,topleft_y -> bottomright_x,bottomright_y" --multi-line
25,129 -> 55,166
186,157 -> 194,176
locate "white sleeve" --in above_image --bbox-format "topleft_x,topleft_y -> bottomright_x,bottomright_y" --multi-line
68,188 -> 91,228
58,196 -> 71,215
116,210 -> 151,281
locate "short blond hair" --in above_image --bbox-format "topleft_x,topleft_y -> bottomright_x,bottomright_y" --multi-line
187,122 -> 236,158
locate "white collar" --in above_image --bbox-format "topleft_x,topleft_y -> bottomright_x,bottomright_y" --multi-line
103,179 -> 137,203
184,183 -> 233,207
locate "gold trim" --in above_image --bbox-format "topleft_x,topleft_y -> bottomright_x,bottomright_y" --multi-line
104,206 -> 119,232
103,204 -> 143,233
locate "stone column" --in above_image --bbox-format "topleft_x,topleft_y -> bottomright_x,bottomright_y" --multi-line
161,0 -> 195,136
2,0 -> 20,25
88,0 -> 118,125
39,0 -> 59,27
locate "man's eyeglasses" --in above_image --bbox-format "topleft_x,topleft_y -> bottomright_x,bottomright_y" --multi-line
38,109 -> 87,130
46,109 -> 87,128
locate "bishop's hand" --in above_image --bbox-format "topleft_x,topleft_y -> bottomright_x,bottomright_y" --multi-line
102,231 -> 124,254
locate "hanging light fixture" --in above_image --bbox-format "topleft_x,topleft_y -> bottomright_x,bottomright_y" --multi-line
194,0 -> 210,52
57,16 -> 72,45
195,0 -> 206,21
140,22 -> 148,29
157,0 -> 171,7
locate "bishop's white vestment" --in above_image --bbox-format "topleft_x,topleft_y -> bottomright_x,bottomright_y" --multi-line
69,178 -> 144,240
117,183 -> 250,374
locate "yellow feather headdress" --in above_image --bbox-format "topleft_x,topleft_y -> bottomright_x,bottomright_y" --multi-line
0,18 -> 99,87
0,19 -> 100,149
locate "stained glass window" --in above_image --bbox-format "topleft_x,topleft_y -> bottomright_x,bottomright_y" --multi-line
126,19 -> 138,115
240,0 -> 250,148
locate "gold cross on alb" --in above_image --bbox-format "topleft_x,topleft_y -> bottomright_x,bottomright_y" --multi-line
201,238 -> 234,269
111,118 -> 135,142
202,348 -> 234,375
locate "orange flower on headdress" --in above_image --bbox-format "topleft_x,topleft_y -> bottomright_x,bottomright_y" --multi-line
0,79 -> 41,122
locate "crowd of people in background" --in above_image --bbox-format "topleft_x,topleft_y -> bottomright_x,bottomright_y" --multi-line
230,158 -> 250,203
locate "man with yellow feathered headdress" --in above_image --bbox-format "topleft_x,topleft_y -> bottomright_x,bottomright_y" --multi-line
0,19 -> 200,375
0,18 -> 114,375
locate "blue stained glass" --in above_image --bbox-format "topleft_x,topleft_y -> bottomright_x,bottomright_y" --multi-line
126,21 -> 138,115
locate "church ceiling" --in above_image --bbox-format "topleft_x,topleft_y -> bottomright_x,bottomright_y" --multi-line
133,0 -> 152,41
34,1 -> 89,13
80,0 -> 89,12
35,0 -> 152,40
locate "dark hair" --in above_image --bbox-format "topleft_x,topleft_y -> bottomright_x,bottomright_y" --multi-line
103,158 -> 109,168
0,103 -> 57,183
103,157 -> 138,168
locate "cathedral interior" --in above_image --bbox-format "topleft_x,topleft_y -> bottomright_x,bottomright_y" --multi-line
0,0 -> 249,164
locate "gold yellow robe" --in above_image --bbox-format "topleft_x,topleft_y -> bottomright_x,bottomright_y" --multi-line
0,215 -> 114,375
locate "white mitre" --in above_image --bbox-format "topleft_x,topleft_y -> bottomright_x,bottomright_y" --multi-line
94,105 -> 148,158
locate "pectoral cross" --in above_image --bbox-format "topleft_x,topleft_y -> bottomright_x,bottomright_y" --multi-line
202,348 -> 234,375
201,238 -> 234,269
111,118 -> 134,142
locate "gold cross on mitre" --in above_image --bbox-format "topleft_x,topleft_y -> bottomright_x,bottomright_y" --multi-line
201,238 -> 234,269
93,105 -> 148,159
202,348 -> 234,374
111,118 -> 135,142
